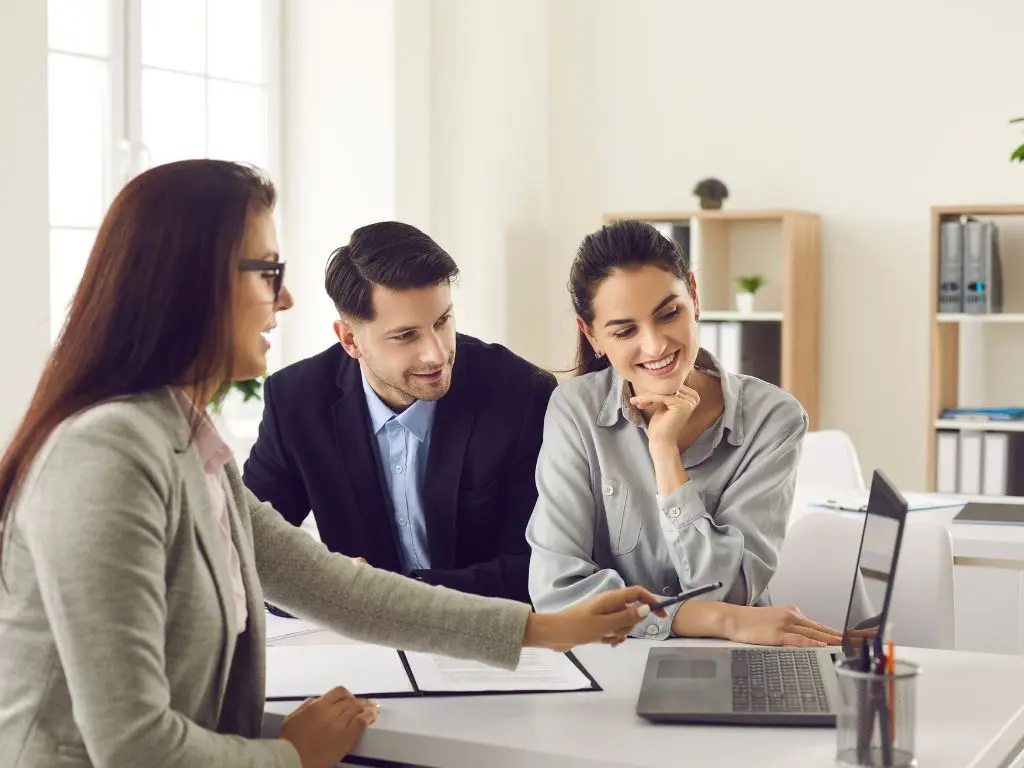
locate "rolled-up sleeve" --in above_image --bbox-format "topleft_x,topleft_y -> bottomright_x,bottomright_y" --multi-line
656,401 -> 808,606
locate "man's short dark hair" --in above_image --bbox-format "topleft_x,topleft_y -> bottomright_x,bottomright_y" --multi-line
325,221 -> 459,321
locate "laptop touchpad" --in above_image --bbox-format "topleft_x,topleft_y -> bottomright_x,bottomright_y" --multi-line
657,658 -> 718,679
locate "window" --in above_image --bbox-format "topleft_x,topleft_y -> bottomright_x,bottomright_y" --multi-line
47,0 -> 281,366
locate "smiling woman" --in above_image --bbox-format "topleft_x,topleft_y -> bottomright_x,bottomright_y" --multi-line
0,163 -> 664,768
526,219 -> 843,650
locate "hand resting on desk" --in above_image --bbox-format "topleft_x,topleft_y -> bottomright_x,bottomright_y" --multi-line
672,601 -> 844,647
279,686 -> 379,768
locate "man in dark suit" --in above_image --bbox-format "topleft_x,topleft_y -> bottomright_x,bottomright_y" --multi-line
243,221 -> 555,602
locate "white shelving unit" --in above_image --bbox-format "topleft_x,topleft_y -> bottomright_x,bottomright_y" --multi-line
928,203 -> 1024,496
937,314 -> 1024,323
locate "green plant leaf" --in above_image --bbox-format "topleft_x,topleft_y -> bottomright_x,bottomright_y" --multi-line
1012,144 -> 1024,163
737,274 -> 765,293
1011,117 -> 1024,124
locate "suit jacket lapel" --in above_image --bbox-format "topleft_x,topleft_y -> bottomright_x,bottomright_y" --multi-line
175,447 -> 239,710
220,472 -> 267,734
333,360 -> 404,572
423,357 -> 475,570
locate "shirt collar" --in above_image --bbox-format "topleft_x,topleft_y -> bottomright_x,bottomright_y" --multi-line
595,348 -> 745,447
360,370 -> 436,442
172,389 -> 233,475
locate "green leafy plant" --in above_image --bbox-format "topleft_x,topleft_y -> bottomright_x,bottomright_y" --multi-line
1012,117 -> 1024,163
737,274 -> 765,294
209,375 -> 266,413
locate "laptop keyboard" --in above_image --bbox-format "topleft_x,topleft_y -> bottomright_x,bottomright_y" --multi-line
730,649 -> 829,713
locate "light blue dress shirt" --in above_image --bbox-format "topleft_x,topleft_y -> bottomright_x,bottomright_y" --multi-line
361,372 -> 437,573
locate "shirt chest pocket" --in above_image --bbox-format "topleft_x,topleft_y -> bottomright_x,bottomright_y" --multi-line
598,479 -> 642,555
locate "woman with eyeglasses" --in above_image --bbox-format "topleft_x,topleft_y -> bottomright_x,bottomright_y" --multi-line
0,160 -> 660,768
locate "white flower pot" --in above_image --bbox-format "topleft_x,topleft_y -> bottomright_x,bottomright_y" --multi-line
735,292 -> 755,314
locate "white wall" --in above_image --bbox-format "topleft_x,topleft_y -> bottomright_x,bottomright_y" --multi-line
280,0 -> 431,363
0,3 -> 50,443
429,0 -> 1024,491
283,0 -> 1024,490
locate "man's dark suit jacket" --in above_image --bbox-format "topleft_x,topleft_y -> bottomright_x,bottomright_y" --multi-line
242,333 -> 556,603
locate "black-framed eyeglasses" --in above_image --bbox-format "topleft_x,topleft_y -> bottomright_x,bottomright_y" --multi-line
238,259 -> 286,302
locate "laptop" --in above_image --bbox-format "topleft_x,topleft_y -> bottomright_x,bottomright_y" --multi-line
636,469 -> 908,726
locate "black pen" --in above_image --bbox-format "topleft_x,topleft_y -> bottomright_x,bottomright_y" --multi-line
645,581 -> 723,613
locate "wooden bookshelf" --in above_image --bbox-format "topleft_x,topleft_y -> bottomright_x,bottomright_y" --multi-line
603,210 -> 821,429
926,204 -> 1024,490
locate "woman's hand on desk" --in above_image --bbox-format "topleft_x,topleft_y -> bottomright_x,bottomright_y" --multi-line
724,604 -> 843,647
280,686 -> 379,768
523,586 -> 665,651
672,602 -> 843,647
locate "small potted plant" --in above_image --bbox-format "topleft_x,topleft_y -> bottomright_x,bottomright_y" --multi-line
735,275 -> 765,314
692,177 -> 729,210
1011,116 -> 1024,163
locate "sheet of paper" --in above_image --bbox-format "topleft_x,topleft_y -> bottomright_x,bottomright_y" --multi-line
265,643 -> 415,699
402,648 -> 593,693
810,492 -> 963,512
264,612 -> 323,642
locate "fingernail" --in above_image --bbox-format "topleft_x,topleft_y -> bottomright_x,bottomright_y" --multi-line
636,604 -> 651,618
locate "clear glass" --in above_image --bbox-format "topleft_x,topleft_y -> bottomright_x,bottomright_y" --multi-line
48,53 -> 108,227
49,228 -> 98,342
48,0 -> 110,56
834,658 -> 919,768
141,0 -> 205,73
207,0 -> 264,83
207,80 -> 267,168
142,69 -> 206,168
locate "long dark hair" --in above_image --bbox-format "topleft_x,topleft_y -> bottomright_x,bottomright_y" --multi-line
0,159 -> 275,562
569,219 -> 692,376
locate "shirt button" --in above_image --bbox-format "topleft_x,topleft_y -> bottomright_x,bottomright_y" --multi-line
394,464 -> 404,474
667,506 -> 681,519
646,624 -> 659,636
662,586 -> 674,596
603,484 -> 614,496
399,519 -> 408,527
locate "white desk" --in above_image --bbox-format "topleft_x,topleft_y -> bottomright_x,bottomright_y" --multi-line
790,490 -> 1024,563
264,631 -> 1024,768
791,491 -> 1024,656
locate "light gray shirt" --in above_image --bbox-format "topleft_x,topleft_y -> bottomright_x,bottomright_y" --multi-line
526,350 -> 808,640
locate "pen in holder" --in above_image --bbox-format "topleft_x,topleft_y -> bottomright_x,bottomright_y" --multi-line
834,657 -> 920,768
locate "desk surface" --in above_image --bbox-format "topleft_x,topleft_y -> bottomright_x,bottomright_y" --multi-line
790,490 -> 1024,563
264,631 -> 1024,768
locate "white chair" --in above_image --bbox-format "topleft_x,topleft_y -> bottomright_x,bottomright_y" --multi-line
770,512 -> 956,649
796,429 -> 867,492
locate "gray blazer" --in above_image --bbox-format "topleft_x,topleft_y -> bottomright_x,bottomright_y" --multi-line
0,389 -> 530,767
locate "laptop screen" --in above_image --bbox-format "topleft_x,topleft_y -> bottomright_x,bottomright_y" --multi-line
839,471 -> 908,661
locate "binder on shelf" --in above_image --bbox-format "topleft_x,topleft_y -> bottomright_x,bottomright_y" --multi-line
957,431 -> 984,494
981,432 -> 1024,496
717,322 -> 741,374
938,219 -> 964,313
935,431 -> 959,494
701,321 -> 720,359
962,219 -> 1003,314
